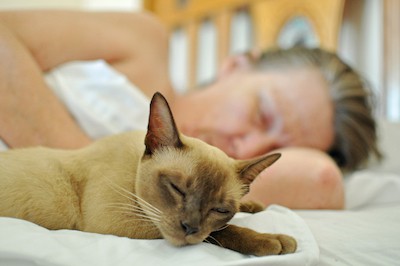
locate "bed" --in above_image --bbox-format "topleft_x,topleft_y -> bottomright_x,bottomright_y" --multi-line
1,0 -> 400,265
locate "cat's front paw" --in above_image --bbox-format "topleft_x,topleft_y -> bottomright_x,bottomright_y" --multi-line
239,201 -> 265,213
252,233 -> 297,256
276,234 -> 297,255
209,225 -> 297,256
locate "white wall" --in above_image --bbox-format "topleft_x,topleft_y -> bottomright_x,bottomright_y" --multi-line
340,0 -> 383,105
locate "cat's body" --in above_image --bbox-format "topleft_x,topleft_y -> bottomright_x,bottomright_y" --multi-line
0,131 -> 152,237
0,93 -> 296,256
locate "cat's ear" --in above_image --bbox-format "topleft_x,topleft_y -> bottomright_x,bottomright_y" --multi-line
236,153 -> 281,191
144,92 -> 183,155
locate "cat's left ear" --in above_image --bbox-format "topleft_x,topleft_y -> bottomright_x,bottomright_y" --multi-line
144,92 -> 183,155
236,153 -> 281,189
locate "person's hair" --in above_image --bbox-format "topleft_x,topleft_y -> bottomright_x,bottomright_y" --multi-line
254,46 -> 382,172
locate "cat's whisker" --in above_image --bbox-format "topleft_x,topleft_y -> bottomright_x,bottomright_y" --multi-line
111,207 -> 161,221
107,201 -> 162,222
203,239 -> 211,244
214,224 -> 230,232
106,202 -> 153,215
109,210 -> 161,224
137,204 -> 162,218
106,203 -> 161,219
206,235 -> 224,248
107,205 -> 151,216
128,193 -> 160,214
107,202 -> 143,210
129,212 -> 161,222
104,178 -> 162,215
115,183 -> 161,215
130,205 -> 162,222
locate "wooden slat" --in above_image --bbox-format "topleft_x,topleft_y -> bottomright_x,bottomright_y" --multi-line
147,0 -> 258,30
249,0 -> 344,51
142,0 -> 155,11
185,21 -> 199,90
214,10 -> 232,67
144,0 -> 345,89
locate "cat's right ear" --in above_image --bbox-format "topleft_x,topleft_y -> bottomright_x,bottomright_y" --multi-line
236,153 -> 281,193
144,92 -> 183,155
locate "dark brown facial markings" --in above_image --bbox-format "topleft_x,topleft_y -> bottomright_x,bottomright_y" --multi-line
155,155 -> 241,241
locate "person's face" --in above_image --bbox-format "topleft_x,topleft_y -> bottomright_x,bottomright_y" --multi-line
180,57 -> 335,159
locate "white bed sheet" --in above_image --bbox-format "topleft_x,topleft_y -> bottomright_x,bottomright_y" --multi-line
1,170 -> 399,266
294,120 -> 400,266
297,170 -> 400,266
0,205 -> 318,266
297,204 -> 400,266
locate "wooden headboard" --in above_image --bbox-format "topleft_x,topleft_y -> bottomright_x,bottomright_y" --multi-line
144,0 -> 345,90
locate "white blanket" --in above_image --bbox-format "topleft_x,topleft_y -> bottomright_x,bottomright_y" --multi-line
0,205 -> 318,266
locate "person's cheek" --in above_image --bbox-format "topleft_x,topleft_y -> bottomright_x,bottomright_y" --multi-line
214,108 -> 251,134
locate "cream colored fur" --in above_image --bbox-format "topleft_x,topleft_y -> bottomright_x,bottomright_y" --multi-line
0,93 -> 296,256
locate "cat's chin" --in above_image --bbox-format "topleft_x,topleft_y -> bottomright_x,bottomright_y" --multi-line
162,232 -> 205,247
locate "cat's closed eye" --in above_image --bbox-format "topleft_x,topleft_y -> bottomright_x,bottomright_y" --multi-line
211,207 -> 230,214
170,182 -> 185,197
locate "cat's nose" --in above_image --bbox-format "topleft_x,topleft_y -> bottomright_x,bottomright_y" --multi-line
180,221 -> 199,235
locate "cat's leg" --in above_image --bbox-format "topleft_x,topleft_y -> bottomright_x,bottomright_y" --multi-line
208,224 -> 296,256
239,201 -> 265,213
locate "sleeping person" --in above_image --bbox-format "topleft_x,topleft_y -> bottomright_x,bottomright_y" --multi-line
0,10 -> 381,210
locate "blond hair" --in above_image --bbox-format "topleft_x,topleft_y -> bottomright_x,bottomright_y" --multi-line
255,47 -> 381,171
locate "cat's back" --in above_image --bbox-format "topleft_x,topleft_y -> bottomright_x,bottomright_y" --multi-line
0,131 -> 146,229
0,147 -> 71,179
0,131 -> 145,175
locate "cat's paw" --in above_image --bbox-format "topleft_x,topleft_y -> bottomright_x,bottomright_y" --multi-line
239,201 -> 265,213
252,233 -> 297,256
209,224 -> 297,256
276,234 -> 297,255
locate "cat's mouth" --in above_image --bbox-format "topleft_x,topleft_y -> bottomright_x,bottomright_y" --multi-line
160,229 -> 208,247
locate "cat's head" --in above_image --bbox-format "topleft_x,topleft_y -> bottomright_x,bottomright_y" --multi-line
136,92 -> 280,246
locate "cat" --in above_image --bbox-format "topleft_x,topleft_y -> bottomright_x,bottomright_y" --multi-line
0,92 -> 296,256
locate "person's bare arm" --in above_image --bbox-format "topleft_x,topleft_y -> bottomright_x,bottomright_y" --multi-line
0,22 -> 92,149
242,147 -> 344,209
0,10 -> 174,149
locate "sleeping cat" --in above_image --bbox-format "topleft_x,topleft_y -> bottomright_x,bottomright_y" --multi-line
0,92 -> 296,256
